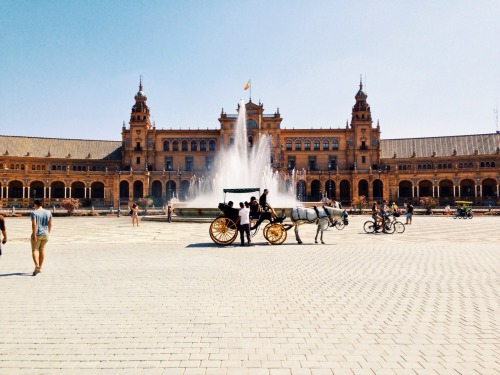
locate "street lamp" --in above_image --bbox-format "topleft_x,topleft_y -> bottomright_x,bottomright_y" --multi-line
328,162 -> 332,199
318,170 -> 322,201
178,169 -> 183,201
377,169 -> 382,202
167,168 -> 171,201
117,171 -> 122,217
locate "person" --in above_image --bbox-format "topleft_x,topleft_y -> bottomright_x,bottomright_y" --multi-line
406,201 -> 414,224
444,204 -> 451,215
259,189 -> 277,220
249,196 -> 261,220
167,202 -> 173,223
390,202 -> 398,212
131,203 -> 139,226
237,202 -> 251,246
371,202 -> 382,228
0,201 -> 7,256
30,199 -> 52,276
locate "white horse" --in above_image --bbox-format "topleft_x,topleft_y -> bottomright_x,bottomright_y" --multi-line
290,204 -> 348,244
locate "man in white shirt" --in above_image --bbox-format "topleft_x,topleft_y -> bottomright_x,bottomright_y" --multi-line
237,202 -> 251,246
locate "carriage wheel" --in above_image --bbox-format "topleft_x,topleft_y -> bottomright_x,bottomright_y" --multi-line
267,224 -> 287,245
263,223 -> 273,241
209,217 -> 238,245
335,221 -> 345,230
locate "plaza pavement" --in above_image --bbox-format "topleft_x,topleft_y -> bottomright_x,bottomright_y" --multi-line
0,214 -> 498,375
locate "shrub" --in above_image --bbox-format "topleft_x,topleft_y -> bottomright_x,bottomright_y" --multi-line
419,196 -> 438,214
61,198 -> 80,214
137,196 -> 154,213
351,195 -> 368,214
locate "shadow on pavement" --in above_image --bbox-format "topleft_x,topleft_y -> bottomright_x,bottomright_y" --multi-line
0,272 -> 32,277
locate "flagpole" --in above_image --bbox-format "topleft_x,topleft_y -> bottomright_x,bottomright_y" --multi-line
249,79 -> 252,102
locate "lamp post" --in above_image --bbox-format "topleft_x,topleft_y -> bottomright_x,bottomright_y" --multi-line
377,169 -> 382,202
117,171 -> 121,217
318,170 -> 322,201
328,162 -> 332,199
167,168 -> 171,201
178,169 -> 183,201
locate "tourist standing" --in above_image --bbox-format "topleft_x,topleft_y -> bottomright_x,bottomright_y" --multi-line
167,202 -> 173,223
406,201 -> 414,224
131,203 -> 139,227
30,200 -> 52,276
0,201 -> 7,256
237,202 -> 251,246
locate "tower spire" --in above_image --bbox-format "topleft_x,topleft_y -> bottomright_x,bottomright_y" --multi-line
139,75 -> 143,91
359,74 -> 363,90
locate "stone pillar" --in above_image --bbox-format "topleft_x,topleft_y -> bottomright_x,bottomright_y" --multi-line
453,185 -> 456,197
104,187 -> 106,199
497,184 -> 499,197
22,186 -> 25,199
48,187 -> 51,198
68,187 -> 72,198
89,187 -> 92,199
458,186 -> 461,197
432,186 -> 435,197
27,186 -> 30,199
5,187 -> 8,199
475,184 -> 478,197
479,185 -> 482,197
64,187 -> 67,198
411,185 -> 414,197
44,187 -> 46,199
0,186 -> 3,199
437,185 -> 440,198
84,187 -> 87,199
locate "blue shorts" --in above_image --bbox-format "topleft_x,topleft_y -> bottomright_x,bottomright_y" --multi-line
406,213 -> 412,218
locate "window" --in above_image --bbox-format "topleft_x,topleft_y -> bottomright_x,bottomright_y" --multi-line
185,158 -> 193,171
323,140 -> 329,150
295,140 -> 302,150
32,165 -> 36,170
491,162 -> 496,168
438,164 -> 442,169
209,140 -> 216,151
165,157 -> 173,171
480,162 -> 485,168
332,140 -> 339,150
287,156 -> 296,170
200,140 -> 206,151
229,138 -> 234,145
308,157 -> 316,170
136,157 -> 140,165
248,136 -> 253,147
182,141 -> 188,151
135,142 -> 141,151
163,141 -> 169,151
191,141 -> 197,151
458,163 -> 463,168
313,140 -> 320,150
173,141 -> 179,151
286,141 -> 292,150
305,141 -> 311,150
361,156 -> 366,164
206,156 -> 214,171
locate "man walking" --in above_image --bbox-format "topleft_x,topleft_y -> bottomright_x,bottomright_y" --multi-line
406,201 -> 414,225
237,202 -> 251,246
30,200 -> 52,276
0,201 -> 7,256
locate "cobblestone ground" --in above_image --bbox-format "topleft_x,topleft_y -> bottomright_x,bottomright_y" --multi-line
0,215 -> 498,375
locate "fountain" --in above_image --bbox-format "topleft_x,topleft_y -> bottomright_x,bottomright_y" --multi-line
187,100 -> 300,208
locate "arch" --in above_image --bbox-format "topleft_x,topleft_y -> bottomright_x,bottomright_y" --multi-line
325,180 -> 335,199
151,180 -> 162,199
200,140 -> 207,151
398,180 -> 412,198
310,179 -> 321,201
418,180 -> 433,197
313,140 -> 320,151
295,140 -> 302,150
482,178 -> 496,198
373,179 -> 383,200
8,180 -> 23,198
71,181 -> 85,199
179,180 -> 190,201
119,180 -> 129,200
191,140 -> 197,151
322,140 -> 329,150
181,141 -> 188,151
166,180 -> 177,201
173,140 -> 179,151
332,140 -> 339,150
491,161 -> 496,168
163,141 -> 169,151
480,162 -> 485,168
438,179 -> 453,198
458,163 -> 463,168
29,181 -> 44,199
50,181 -> 65,199
358,179 -> 369,197
133,181 -> 144,199
304,140 -> 311,150
296,180 -> 306,201
460,179 -> 474,198
91,181 -> 105,199
340,180 -> 351,202
209,140 -> 216,151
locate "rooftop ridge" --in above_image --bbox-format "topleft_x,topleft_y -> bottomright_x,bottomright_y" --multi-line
0,135 -> 121,143
381,133 -> 498,141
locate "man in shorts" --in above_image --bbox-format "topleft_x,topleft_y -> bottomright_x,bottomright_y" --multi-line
406,201 -> 414,225
0,201 -> 7,256
30,200 -> 52,276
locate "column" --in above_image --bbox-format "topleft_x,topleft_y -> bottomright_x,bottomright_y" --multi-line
479,185 -> 482,197
5,187 -> 8,199
103,187 -> 106,199
432,186 -> 435,197
411,185 -> 415,197
453,185 -> 456,197
64,187 -> 67,198
27,186 -> 30,199
84,187 -> 87,199
88,187 -> 92,199
22,186 -> 25,199
497,184 -> 499,197
396,186 -> 399,198
68,187 -> 72,198
44,187 -> 46,199
458,186 -> 461,197
475,184 -> 478,197
437,185 -> 440,198
0,186 -> 3,199
48,187 -> 51,198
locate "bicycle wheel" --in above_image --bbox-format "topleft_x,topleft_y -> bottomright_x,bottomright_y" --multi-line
335,220 -> 345,230
363,221 -> 375,233
383,221 -> 395,234
394,221 -> 405,233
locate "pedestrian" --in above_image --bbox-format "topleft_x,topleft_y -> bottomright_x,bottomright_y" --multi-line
130,203 -> 140,226
0,201 -> 7,256
237,202 -> 251,246
444,204 -> 451,215
30,199 -> 52,276
167,202 -> 173,223
406,201 -> 414,224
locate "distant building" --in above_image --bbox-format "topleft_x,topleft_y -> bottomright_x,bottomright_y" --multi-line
1,80 -> 498,208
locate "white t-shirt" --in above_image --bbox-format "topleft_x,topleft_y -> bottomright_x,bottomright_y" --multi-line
238,207 -> 250,225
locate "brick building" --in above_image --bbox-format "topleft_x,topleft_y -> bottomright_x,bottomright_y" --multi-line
1,81 -> 498,208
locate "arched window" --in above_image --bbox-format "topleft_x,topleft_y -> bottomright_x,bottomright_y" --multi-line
57,165 -> 61,171
427,164 -> 432,169
305,141 -> 311,150
459,163 -> 463,168
480,162 -> 485,168
295,140 -> 301,150
332,140 -> 339,150
491,162 -> 496,168
173,141 -> 179,151
468,162 -> 474,168
448,163 -> 452,169
286,140 -> 292,150
191,141 -> 197,151
438,164 -> 442,169
182,141 -> 188,151
163,141 -> 169,151
200,140 -> 206,151
323,140 -> 329,150
32,165 -> 36,170
209,140 -> 216,151
313,140 -> 320,150
402,165 -> 407,170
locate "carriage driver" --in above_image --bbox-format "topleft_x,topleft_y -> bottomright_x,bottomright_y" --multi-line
259,189 -> 277,220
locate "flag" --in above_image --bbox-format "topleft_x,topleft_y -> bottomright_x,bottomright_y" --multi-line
244,80 -> 250,90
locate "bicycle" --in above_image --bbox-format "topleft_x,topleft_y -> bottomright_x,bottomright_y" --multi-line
363,217 -> 394,234
386,213 -> 405,233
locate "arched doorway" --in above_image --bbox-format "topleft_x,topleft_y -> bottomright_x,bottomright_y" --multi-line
51,181 -> 65,199
398,180 -> 412,199
310,180 -> 321,201
133,181 -> 144,199
179,180 -> 190,201
8,180 -> 23,198
325,180 -> 335,199
30,181 -> 44,199
482,178 -> 496,198
91,182 -> 105,199
296,180 -> 306,201
119,181 -> 129,201
358,179 -> 368,198
460,179 -> 474,199
372,179 -> 383,201
151,180 -> 163,200
418,180 -> 433,197
71,181 -> 85,199
340,180 -> 351,203
166,181 -> 176,201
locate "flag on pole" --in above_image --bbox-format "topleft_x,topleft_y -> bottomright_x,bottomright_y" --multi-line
244,80 -> 250,90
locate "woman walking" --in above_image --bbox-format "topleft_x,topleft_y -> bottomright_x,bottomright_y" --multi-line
131,203 -> 139,227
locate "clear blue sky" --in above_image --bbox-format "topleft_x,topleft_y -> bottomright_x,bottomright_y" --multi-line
1,0 -> 499,141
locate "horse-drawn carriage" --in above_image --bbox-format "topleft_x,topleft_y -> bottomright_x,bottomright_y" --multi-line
208,188 -> 349,246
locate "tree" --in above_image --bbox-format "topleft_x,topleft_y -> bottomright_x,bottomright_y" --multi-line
61,198 -> 80,215
351,195 -> 368,214
137,196 -> 154,213
419,196 -> 438,215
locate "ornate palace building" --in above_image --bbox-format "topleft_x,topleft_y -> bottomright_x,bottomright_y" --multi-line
1,80 -> 499,208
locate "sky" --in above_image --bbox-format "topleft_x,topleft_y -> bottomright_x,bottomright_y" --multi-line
1,0 -> 499,141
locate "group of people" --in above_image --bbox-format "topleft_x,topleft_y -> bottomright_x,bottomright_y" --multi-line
0,200 -> 52,276
371,200 -> 414,229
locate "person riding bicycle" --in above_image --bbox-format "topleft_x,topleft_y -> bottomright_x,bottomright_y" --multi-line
372,202 -> 382,228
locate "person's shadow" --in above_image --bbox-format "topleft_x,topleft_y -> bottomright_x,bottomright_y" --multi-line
0,272 -> 32,277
